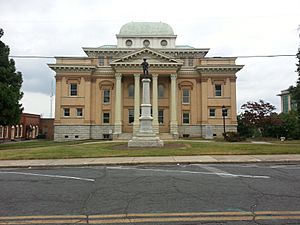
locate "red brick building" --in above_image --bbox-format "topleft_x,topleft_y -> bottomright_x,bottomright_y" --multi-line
0,113 -> 54,141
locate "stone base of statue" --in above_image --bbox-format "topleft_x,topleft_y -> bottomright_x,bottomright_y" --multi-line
128,115 -> 164,147
128,78 -> 164,148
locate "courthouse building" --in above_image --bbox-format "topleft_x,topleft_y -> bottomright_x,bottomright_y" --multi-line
49,22 -> 243,141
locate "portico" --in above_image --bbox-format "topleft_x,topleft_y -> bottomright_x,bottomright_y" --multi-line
112,70 -> 180,138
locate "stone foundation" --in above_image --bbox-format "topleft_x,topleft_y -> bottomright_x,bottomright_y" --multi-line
54,125 -> 114,142
178,125 -> 237,139
54,124 -> 237,141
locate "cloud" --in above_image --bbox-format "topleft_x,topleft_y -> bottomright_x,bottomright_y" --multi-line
20,91 -> 54,118
1,0 -> 300,114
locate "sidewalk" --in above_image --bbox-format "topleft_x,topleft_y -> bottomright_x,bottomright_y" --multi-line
0,154 -> 300,168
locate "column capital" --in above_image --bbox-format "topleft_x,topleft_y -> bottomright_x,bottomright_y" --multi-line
115,73 -> 122,79
134,74 -> 140,78
170,74 -> 177,79
152,74 -> 158,79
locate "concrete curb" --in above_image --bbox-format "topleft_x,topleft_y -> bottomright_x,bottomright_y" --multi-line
0,154 -> 300,168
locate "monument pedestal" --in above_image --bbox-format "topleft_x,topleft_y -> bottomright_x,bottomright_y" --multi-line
128,78 -> 164,148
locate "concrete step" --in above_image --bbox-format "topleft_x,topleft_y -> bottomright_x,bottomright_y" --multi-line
159,133 -> 174,140
117,133 -> 133,140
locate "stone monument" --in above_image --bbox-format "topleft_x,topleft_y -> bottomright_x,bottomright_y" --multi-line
128,59 -> 164,147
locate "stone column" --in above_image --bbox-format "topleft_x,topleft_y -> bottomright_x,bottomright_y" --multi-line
20,125 -> 23,138
16,125 -> 19,138
152,74 -> 159,134
114,73 -> 122,136
84,77 -> 91,124
133,74 -> 140,134
170,74 -> 178,137
55,77 -> 62,123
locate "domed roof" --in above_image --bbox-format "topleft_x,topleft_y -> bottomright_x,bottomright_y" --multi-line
119,22 -> 174,36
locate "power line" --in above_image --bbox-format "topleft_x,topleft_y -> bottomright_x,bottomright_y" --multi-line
9,54 -> 297,60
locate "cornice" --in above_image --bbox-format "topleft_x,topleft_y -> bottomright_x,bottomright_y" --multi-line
196,65 -> 244,73
111,62 -> 182,68
48,64 -> 96,72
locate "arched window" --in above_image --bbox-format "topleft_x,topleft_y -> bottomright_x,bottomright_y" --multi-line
128,84 -> 134,97
158,84 -> 164,98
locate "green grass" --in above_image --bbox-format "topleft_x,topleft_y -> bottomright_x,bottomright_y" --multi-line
0,139 -> 300,160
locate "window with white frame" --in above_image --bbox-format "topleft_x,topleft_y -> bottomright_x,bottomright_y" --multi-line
70,83 -> 78,96
215,84 -> 222,97
76,108 -> 83,117
103,112 -> 110,124
103,89 -> 110,103
63,108 -> 70,117
209,108 -> 216,117
182,112 -> 190,124
182,89 -> 190,104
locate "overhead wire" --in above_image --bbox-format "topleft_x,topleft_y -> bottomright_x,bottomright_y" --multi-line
8,54 -> 297,59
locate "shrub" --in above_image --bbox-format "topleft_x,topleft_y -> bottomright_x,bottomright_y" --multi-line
223,132 -> 242,142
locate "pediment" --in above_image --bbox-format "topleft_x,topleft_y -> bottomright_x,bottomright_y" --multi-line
110,48 -> 183,66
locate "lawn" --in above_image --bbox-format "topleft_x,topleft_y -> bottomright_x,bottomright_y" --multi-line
0,140 -> 299,160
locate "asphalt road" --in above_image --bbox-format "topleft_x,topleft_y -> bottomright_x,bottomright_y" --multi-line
0,163 -> 299,225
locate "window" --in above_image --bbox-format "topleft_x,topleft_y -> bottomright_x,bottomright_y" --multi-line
158,84 -> 164,98
209,108 -> 216,117
158,110 -> 164,124
70,83 -> 78,96
126,39 -> 133,46
107,56 -> 113,64
63,108 -> 70,117
76,108 -> 83,117
282,95 -> 289,113
143,39 -> 150,47
103,112 -> 110,124
182,89 -> 190,104
128,84 -> 134,97
182,112 -> 190,124
99,56 -> 104,66
160,40 -> 168,46
188,58 -> 194,66
128,109 -> 134,124
103,90 -> 110,103
215,84 -> 222,97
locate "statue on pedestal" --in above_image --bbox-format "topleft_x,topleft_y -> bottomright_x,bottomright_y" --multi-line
141,58 -> 150,78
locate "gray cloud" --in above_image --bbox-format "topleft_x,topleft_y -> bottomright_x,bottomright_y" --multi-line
1,0 -> 300,115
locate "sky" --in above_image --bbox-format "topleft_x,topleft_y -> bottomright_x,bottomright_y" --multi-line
1,0 -> 299,118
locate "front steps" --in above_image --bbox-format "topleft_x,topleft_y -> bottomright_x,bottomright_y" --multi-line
115,133 -> 175,140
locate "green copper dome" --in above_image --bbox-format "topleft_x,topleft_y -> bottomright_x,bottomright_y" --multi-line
119,22 -> 174,36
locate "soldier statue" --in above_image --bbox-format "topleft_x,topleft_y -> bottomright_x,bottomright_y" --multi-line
141,58 -> 150,78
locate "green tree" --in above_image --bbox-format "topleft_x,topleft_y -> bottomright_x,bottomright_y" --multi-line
278,111 -> 300,139
290,48 -> 300,115
0,28 -> 23,125
238,100 -> 281,137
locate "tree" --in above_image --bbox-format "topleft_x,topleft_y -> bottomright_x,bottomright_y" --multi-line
289,49 -> 300,115
0,28 -> 23,125
238,100 -> 281,137
278,111 -> 300,139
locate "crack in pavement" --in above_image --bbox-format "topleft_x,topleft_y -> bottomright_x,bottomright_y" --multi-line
80,167 -> 108,224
